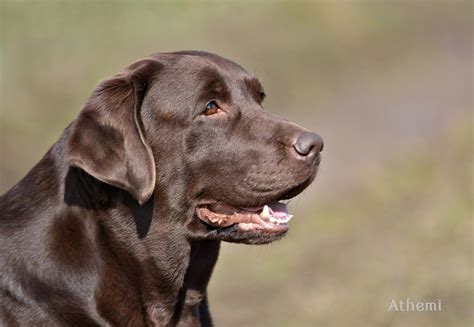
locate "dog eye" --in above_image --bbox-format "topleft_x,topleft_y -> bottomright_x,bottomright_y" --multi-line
203,101 -> 221,116
260,91 -> 266,101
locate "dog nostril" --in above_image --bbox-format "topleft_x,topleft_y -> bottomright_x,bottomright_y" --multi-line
293,132 -> 324,157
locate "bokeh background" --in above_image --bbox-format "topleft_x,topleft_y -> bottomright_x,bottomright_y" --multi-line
1,1 -> 472,326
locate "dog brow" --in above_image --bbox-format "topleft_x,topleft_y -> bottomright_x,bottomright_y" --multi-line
197,67 -> 232,104
244,77 -> 265,102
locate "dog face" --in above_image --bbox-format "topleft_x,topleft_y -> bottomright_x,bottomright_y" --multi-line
68,51 -> 323,245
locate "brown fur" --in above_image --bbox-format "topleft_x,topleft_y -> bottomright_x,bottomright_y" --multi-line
0,51 -> 323,326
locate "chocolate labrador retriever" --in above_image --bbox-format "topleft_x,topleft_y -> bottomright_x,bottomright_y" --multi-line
0,51 -> 323,326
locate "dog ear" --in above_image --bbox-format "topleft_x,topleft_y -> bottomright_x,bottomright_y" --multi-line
68,59 -> 161,205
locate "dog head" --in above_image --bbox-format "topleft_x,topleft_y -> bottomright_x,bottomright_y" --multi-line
68,51 -> 323,244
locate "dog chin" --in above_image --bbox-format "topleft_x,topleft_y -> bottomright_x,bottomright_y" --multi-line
204,223 -> 289,245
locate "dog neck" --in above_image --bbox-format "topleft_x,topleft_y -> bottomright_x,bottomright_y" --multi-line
63,162 -> 221,325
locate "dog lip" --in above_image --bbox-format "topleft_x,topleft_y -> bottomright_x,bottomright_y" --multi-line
195,201 -> 292,233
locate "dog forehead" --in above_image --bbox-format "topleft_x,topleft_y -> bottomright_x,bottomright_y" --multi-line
143,52 -> 260,103
151,51 -> 253,81
171,51 -> 246,71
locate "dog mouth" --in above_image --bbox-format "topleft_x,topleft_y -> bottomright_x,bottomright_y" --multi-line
196,200 -> 292,233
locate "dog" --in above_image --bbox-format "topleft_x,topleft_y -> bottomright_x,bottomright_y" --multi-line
0,51 -> 323,326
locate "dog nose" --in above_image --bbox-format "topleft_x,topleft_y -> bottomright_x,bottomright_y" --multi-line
293,132 -> 324,158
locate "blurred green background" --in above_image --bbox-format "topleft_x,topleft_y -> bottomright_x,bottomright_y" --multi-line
0,1 -> 472,326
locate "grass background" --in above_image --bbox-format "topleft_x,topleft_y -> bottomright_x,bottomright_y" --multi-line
0,1 -> 472,326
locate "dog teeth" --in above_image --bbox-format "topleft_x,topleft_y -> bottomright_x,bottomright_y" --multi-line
259,205 -> 293,225
274,215 -> 293,225
260,205 -> 270,219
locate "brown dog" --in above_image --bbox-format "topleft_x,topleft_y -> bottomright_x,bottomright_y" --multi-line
0,51 -> 323,326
